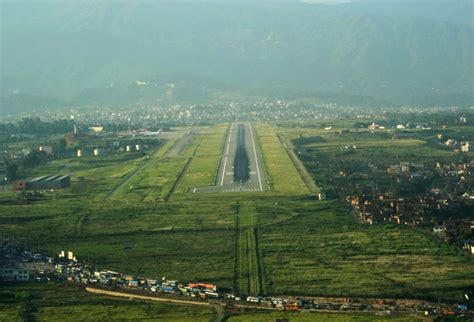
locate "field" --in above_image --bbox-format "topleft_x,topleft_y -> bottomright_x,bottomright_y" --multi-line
255,124 -> 309,195
26,153 -> 148,200
175,124 -> 228,193
235,202 -> 263,296
109,156 -> 189,201
259,199 -> 472,301
2,195 -> 470,302
227,312 -> 426,321
1,122 -> 473,320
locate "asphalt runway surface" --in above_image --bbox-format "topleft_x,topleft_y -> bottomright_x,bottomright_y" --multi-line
193,123 -> 267,193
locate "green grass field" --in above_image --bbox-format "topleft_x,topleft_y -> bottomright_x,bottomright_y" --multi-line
256,124 -> 309,195
0,122 -> 473,321
1,197 -> 462,302
227,312 -> 427,321
175,124 -> 228,193
26,153 -> 148,200
235,202 -> 262,296
259,199 -> 473,301
110,156 -> 189,201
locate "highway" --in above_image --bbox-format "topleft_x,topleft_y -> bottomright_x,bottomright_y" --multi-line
193,123 -> 267,193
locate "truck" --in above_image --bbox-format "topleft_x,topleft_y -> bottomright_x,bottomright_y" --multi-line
246,296 -> 260,303
188,283 -> 217,291
204,291 -> 220,298
160,285 -> 178,293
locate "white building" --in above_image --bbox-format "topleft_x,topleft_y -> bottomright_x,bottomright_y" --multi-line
0,266 -> 30,281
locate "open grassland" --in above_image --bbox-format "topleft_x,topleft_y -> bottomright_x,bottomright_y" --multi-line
110,157 -> 189,201
1,195 -> 471,302
0,283 -> 213,321
26,153 -> 148,200
1,123 -> 473,308
175,124 -> 228,192
53,229 -> 235,286
228,312 -> 426,321
255,124 -> 309,195
281,126 -> 465,164
0,198 -> 237,288
235,202 -> 262,296
107,128 -> 194,201
259,199 -> 473,301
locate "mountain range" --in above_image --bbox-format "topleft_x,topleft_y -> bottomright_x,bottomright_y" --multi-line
1,0 -> 472,114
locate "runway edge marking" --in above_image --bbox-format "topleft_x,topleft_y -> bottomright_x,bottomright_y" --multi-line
248,123 -> 263,191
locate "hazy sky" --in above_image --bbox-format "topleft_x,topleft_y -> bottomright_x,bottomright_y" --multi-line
300,0 -> 352,4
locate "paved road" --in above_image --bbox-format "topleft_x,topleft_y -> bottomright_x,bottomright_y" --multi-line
193,123 -> 267,193
166,129 -> 196,157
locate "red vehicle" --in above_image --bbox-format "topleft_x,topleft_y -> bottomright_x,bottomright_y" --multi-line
285,303 -> 300,311
188,283 -> 217,291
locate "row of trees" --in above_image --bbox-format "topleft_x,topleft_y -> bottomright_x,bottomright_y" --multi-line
2,150 -> 49,182
2,137 -> 68,182
0,117 -> 75,135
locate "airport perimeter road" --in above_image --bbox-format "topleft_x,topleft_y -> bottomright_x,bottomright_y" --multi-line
194,123 -> 267,193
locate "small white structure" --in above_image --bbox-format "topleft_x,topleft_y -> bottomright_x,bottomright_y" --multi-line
39,145 -> 53,154
0,266 -> 29,281
126,145 -> 131,152
463,241 -> 474,255
445,139 -> 455,146
461,142 -> 470,153
396,124 -> 406,129
76,149 -> 82,157
93,148 -> 100,156
433,226 -> 446,235
89,126 -> 104,133
135,144 -> 141,151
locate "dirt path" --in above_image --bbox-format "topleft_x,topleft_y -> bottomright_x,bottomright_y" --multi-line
278,133 -> 320,194
211,304 -> 226,322
86,287 -> 211,306
85,287 -> 277,312
234,202 -> 263,296
103,158 -> 155,200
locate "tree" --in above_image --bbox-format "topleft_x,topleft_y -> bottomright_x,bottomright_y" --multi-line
53,138 -> 67,156
5,161 -> 18,181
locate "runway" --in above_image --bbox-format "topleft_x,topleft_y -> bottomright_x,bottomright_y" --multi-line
193,123 -> 267,193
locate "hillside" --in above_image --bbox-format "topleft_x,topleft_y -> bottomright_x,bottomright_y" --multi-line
1,0 -> 472,113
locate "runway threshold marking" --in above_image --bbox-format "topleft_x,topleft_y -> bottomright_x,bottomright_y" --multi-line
248,123 -> 263,191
